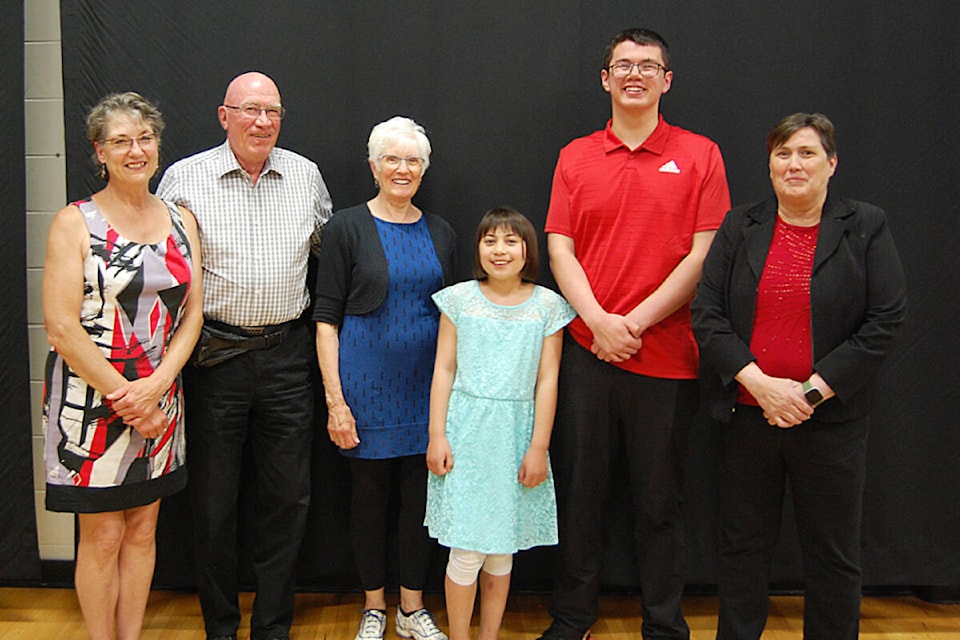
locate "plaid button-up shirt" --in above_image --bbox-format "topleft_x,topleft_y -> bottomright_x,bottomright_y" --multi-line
157,142 -> 333,326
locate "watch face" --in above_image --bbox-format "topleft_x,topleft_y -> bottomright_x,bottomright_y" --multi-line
805,387 -> 824,407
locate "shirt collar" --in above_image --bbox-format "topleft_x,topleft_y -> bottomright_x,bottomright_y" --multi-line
214,140 -> 283,180
602,114 -> 669,155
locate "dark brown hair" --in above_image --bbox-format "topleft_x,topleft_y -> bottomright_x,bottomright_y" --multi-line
602,27 -> 671,70
472,206 -> 539,282
766,112 -> 837,158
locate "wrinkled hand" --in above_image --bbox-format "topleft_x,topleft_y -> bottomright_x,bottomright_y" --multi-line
518,447 -> 548,488
589,313 -> 642,363
108,378 -> 166,424
126,405 -> 169,439
427,436 -> 453,476
327,402 -> 360,449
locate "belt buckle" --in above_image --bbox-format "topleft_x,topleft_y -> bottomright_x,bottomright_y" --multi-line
240,325 -> 267,336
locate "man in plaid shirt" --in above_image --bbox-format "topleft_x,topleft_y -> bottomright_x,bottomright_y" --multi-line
157,71 -> 332,640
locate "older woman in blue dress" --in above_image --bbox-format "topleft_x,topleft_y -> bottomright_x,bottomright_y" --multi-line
314,116 -> 456,640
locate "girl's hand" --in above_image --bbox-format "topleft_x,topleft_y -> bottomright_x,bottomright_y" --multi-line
327,402 -> 360,449
519,446 -> 548,488
427,436 -> 453,476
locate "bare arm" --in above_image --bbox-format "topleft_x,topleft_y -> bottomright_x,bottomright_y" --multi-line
43,205 -> 167,437
426,313 -> 457,476
315,321 -> 359,449
625,229 -> 717,334
548,233 -> 641,362
518,329 -> 563,488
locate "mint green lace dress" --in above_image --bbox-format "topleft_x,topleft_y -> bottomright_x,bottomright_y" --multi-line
425,280 -> 576,554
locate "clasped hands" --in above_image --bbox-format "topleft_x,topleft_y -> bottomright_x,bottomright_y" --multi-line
106,378 -> 169,439
589,313 -> 643,363
749,374 -> 816,428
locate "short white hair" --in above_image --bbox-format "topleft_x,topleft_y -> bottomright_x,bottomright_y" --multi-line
367,116 -> 432,172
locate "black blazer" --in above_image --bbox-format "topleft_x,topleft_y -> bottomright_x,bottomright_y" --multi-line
691,194 -> 907,423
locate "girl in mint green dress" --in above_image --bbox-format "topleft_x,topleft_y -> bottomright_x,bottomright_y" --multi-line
426,207 -> 575,640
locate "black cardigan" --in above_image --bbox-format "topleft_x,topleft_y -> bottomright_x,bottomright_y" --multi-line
312,203 -> 458,325
691,194 -> 907,423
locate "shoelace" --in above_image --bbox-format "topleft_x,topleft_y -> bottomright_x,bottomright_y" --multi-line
360,611 -> 384,637
409,610 -> 441,633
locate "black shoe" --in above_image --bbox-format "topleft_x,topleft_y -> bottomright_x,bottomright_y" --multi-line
208,636 -> 237,640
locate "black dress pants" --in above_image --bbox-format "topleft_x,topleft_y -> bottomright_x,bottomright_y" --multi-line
716,405 -> 867,640
548,336 -> 696,639
183,322 -> 315,640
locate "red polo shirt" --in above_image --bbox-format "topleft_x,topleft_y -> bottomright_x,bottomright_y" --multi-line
546,116 -> 731,378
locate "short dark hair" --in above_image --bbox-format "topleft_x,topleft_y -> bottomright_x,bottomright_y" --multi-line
86,92 -> 165,180
472,206 -> 540,282
602,27 -> 671,70
766,112 -> 837,158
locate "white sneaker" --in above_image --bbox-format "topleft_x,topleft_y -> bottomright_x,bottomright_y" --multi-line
355,609 -> 387,640
395,608 -> 448,640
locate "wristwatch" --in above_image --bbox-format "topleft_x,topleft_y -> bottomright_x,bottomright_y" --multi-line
802,380 -> 825,408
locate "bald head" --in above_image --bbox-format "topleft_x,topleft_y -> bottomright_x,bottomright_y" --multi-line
223,71 -> 280,105
218,71 -> 283,181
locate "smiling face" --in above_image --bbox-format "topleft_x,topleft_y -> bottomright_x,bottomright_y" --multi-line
219,72 -> 282,176
93,111 -> 159,186
769,127 -> 838,208
478,225 -> 527,282
369,136 -> 424,204
601,41 -> 672,115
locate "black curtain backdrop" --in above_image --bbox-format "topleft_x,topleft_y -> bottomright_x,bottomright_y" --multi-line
0,4 -> 42,582
18,0 -> 952,591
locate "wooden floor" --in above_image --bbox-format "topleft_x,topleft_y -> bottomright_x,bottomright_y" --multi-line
1,588 -> 958,639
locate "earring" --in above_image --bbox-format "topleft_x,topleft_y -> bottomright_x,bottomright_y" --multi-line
98,163 -> 108,180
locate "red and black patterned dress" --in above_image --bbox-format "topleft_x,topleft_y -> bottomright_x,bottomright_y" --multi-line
43,198 -> 193,513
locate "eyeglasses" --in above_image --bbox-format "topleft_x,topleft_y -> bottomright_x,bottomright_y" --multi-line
378,154 -> 425,170
223,103 -> 286,120
607,61 -> 668,78
101,133 -> 158,151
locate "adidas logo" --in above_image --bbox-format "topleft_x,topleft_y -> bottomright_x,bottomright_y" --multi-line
658,160 -> 680,174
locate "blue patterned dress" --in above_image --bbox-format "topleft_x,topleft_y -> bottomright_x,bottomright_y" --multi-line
43,199 -> 193,513
337,216 -> 443,458
425,280 -> 576,554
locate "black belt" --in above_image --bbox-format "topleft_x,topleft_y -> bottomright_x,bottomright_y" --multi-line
193,319 -> 298,367
205,318 -> 295,342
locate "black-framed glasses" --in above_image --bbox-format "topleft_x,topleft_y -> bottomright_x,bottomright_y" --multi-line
607,61 -> 668,78
223,103 -> 286,120
101,133 -> 158,151
378,154 -> 425,170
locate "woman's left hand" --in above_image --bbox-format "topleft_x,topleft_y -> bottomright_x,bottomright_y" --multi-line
107,377 -> 167,423
519,446 -> 549,488
125,405 -> 169,439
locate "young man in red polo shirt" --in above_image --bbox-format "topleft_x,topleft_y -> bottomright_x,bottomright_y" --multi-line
541,28 -> 731,640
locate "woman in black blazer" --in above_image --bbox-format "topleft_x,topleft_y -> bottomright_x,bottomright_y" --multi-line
691,113 -> 906,640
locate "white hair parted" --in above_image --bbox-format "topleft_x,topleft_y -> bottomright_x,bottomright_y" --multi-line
367,115 -> 432,172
